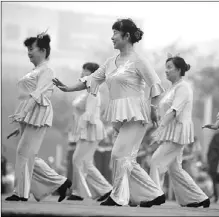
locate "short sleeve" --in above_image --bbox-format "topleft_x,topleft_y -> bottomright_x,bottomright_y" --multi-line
168,84 -> 189,116
136,59 -> 164,98
79,59 -> 110,96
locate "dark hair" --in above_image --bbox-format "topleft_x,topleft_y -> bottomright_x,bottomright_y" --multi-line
112,18 -> 144,44
82,62 -> 99,74
166,56 -> 191,76
24,34 -> 51,59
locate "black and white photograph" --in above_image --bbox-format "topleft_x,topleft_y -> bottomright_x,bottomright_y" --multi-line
1,1 -> 219,216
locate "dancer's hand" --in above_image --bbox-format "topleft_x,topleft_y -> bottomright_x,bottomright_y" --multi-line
150,124 -> 165,145
52,78 -> 69,92
52,78 -> 64,86
202,123 -> 219,130
151,106 -> 159,128
7,128 -> 20,139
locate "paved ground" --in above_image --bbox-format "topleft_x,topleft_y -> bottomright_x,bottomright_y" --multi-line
1,195 -> 219,216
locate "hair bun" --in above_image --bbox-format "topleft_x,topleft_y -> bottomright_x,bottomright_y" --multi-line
133,28 -> 143,43
185,64 -> 191,71
42,34 -> 51,43
135,28 -> 143,40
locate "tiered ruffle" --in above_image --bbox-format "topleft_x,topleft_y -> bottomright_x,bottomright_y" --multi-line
156,120 -> 194,145
73,114 -> 107,142
9,96 -> 53,127
81,76 -> 163,125
104,96 -> 150,125
30,91 -> 51,106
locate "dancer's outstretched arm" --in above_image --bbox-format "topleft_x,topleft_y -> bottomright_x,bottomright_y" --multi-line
202,113 -> 219,130
53,78 -> 86,92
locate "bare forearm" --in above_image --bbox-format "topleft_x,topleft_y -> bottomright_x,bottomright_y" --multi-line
68,82 -> 87,92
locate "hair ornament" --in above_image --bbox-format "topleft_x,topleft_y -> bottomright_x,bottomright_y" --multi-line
167,53 -> 180,58
37,28 -> 49,39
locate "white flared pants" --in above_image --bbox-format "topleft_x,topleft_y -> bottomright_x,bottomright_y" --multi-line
110,121 -> 164,206
14,124 -> 66,200
31,157 -> 66,201
150,141 -> 208,205
71,139 -> 112,199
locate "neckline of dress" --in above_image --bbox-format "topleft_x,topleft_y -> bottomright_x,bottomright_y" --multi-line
114,52 -> 136,69
114,54 -> 120,68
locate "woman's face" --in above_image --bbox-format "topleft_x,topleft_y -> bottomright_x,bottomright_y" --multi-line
165,60 -> 180,82
111,29 -> 128,50
81,68 -> 92,78
27,41 -> 45,66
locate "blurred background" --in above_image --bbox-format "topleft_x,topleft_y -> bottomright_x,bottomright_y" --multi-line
1,2 -> 219,201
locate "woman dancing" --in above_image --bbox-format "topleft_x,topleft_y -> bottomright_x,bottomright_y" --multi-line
149,55 -> 210,208
5,32 -> 71,202
53,18 -> 165,207
65,62 -> 112,201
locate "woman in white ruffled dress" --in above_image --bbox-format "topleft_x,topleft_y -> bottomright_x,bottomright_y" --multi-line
64,62 -> 112,201
53,18 -> 165,207
5,33 -> 72,202
150,55 -> 210,208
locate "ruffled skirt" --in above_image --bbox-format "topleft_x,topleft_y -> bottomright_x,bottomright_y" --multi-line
104,96 -> 150,125
73,114 -> 107,142
9,99 -> 53,127
156,120 -> 194,145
